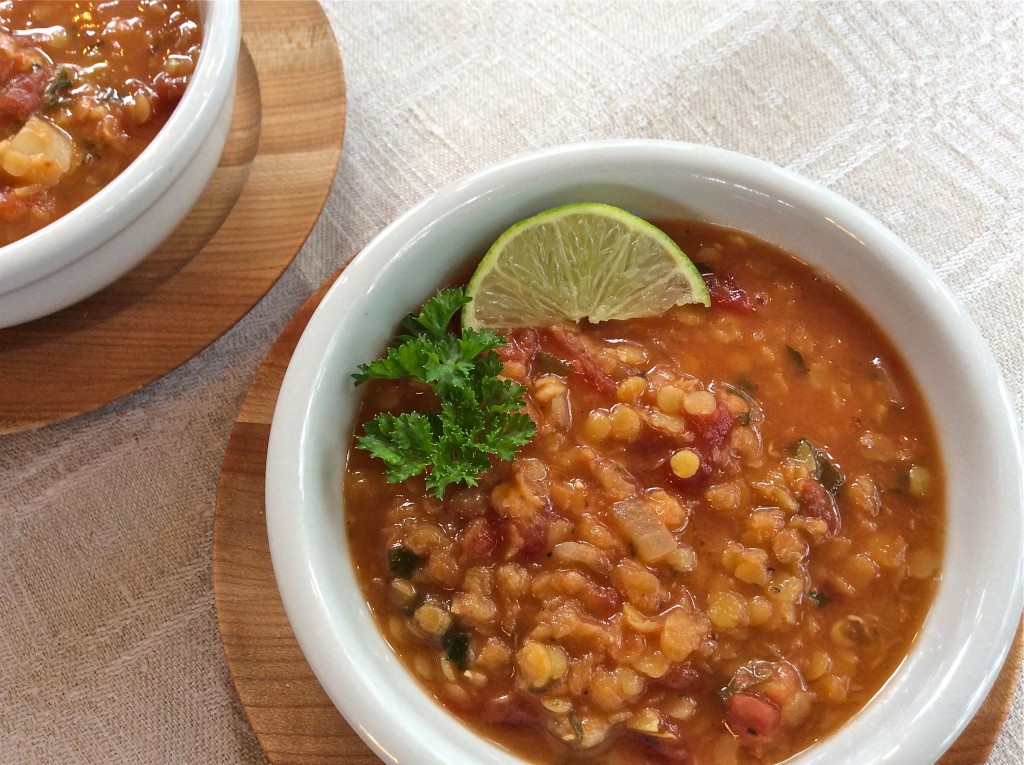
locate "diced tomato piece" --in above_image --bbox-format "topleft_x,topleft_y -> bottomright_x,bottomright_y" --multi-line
654,662 -> 700,691
538,326 -> 617,397
0,65 -> 51,125
0,191 -> 30,221
500,511 -> 550,561
703,271 -> 755,313
726,691 -> 782,741
663,401 -> 735,493
664,445 -> 713,492
456,517 -> 497,564
496,327 -> 539,375
578,581 -> 621,619
799,478 -> 840,537
689,400 -> 734,445
481,693 -> 541,727
151,71 -> 188,114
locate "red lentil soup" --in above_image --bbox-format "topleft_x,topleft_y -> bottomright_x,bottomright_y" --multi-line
0,1 -> 202,246
344,220 -> 944,765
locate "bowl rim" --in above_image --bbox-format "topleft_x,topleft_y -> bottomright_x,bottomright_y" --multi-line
0,0 -> 241,293
266,139 -> 1024,765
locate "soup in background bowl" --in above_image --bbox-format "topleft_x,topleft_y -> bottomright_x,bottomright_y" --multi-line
0,0 -> 203,246
265,140 -> 1023,765
0,0 -> 239,328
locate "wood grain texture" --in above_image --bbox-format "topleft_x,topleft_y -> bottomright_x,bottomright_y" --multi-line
214,272 -> 377,765
212,271 -> 1023,765
0,0 -> 345,434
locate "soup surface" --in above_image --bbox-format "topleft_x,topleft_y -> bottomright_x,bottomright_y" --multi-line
345,220 -> 944,764
0,0 -> 202,246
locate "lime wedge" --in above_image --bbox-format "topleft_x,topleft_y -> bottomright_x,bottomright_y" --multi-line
462,203 -> 709,331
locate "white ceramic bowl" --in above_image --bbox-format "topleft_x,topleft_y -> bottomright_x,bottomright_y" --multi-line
265,140 -> 1023,765
0,0 -> 241,329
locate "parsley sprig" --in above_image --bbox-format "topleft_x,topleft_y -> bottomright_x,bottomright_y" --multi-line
352,288 -> 535,498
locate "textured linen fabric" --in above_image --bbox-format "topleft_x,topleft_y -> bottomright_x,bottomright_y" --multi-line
1,1 -> 1021,763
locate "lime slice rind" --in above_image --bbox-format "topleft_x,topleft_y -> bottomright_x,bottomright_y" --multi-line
463,203 -> 709,331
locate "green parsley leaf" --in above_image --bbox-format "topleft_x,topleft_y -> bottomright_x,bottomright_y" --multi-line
569,713 -> 584,746
441,627 -> 470,670
789,438 -> 845,496
785,344 -> 809,374
353,287 -> 535,498
43,68 -> 74,112
401,288 -> 469,339
807,589 -> 832,607
387,546 -> 423,578
356,412 -> 436,483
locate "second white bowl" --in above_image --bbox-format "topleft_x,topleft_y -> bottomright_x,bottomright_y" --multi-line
0,0 -> 241,329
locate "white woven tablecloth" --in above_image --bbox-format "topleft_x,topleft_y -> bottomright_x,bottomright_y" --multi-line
1,1 -> 1021,763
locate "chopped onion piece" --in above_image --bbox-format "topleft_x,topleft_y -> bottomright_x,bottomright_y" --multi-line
2,116 -> 73,185
549,392 -> 571,431
639,407 -> 692,438
611,497 -> 677,563
552,541 -> 611,574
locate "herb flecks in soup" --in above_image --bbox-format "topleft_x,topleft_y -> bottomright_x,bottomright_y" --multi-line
345,220 -> 944,765
0,1 -> 202,246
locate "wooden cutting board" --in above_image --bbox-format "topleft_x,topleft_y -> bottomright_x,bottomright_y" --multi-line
212,269 -> 1023,765
0,0 -> 345,434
